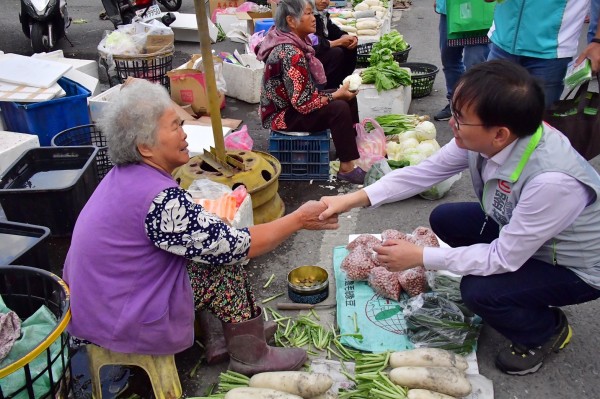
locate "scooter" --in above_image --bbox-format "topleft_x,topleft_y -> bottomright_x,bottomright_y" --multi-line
20,0 -> 71,53
116,0 -> 176,27
158,0 -> 182,11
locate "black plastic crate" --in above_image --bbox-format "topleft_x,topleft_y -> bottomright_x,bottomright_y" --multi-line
51,124 -> 113,181
113,51 -> 173,90
268,130 -> 330,181
356,43 -> 411,68
0,265 -> 72,399
0,221 -> 50,270
0,146 -> 99,236
399,62 -> 440,98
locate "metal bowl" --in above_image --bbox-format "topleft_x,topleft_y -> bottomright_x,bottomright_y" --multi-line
287,265 -> 329,304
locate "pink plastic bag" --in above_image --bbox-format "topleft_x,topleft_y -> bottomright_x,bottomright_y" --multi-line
225,125 -> 253,151
355,118 -> 386,171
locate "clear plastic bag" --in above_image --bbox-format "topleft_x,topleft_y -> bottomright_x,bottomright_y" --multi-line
364,158 -> 393,186
403,292 -> 482,355
355,118 -> 387,171
419,172 -> 462,200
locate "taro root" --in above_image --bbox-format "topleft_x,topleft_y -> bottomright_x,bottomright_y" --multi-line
368,266 -> 402,300
398,266 -> 428,297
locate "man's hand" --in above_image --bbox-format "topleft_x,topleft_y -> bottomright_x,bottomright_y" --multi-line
295,200 -> 339,230
373,239 -> 424,272
575,42 -> 600,73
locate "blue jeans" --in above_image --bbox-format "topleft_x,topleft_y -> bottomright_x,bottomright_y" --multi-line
588,0 -> 600,43
429,202 -> 600,347
439,14 -> 490,101
487,43 -> 571,108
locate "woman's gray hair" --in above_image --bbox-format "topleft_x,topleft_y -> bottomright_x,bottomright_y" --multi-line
98,80 -> 173,165
275,0 -> 315,32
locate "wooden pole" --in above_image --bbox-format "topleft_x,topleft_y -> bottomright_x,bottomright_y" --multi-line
192,0 -> 226,162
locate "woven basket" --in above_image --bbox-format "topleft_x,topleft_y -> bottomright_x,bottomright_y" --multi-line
356,43 -> 412,68
112,50 -> 174,90
399,62 -> 439,98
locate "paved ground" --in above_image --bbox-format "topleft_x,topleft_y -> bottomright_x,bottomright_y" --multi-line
2,1 -> 600,398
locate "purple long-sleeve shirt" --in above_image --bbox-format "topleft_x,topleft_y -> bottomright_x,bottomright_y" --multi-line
364,138 -> 593,276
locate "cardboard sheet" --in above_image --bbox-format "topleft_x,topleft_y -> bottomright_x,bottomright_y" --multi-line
182,124 -> 232,156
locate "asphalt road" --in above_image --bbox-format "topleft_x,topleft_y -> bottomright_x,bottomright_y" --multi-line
2,1 -> 600,398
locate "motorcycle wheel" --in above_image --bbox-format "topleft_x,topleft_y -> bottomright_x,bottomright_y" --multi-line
31,22 -> 52,53
160,0 -> 182,11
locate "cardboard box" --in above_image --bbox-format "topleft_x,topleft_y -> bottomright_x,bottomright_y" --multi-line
236,11 -> 273,34
145,34 -> 175,54
168,56 -> 226,116
221,54 -> 264,104
210,0 -> 246,14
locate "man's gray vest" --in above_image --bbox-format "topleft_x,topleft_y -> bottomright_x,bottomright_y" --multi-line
468,124 -> 600,289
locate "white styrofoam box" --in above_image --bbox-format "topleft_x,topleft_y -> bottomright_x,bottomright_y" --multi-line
357,80 -> 412,120
64,68 -> 100,97
0,131 -> 40,174
169,13 -> 218,43
216,13 -> 246,33
88,84 -> 123,122
33,51 -> 99,79
221,54 -> 264,104
182,123 -> 232,156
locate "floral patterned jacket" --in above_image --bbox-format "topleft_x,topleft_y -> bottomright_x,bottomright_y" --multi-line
259,43 -> 327,130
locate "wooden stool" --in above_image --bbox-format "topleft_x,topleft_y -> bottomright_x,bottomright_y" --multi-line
86,344 -> 182,399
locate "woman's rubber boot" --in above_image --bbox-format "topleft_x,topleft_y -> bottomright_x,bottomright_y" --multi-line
197,310 -> 278,365
223,308 -> 307,376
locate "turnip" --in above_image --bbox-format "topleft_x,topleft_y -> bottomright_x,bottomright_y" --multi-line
389,348 -> 468,371
249,371 -> 334,398
414,121 -> 437,141
389,366 -> 471,398
407,389 -> 458,399
224,387 -> 303,399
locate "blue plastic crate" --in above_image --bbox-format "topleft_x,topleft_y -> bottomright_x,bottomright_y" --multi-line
0,77 -> 91,146
269,130 -> 330,181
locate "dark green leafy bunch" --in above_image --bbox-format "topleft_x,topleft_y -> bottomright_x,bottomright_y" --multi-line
369,31 -> 409,66
361,62 -> 412,92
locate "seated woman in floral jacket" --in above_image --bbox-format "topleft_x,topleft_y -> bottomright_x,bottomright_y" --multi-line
255,0 -> 366,184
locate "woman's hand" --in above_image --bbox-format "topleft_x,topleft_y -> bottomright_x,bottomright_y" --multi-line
333,81 -> 358,100
373,239 -> 424,272
294,200 -> 339,230
334,35 -> 358,49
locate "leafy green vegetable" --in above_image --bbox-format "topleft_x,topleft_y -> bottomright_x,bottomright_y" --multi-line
369,31 -> 409,66
387,159 -> 410,169
361,62 -> 412,92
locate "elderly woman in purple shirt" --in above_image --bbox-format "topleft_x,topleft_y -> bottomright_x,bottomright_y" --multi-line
319,60 -> 600,376
63,79 -> 338,376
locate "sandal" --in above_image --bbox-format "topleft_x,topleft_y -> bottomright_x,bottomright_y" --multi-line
337,167 -> 367,184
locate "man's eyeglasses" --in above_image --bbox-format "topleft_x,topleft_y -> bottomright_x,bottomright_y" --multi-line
450,105 -> 486,131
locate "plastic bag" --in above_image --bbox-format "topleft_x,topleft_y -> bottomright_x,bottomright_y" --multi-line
225,125 -> 253,151
249,30 -> 267,54
187,179 -> 254,228
364,158 -> 393,186
403,292 -> 482,355
419,172 -> 462,200
355,118 -> 387,171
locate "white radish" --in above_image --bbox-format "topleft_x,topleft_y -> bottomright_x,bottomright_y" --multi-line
249,371 -> 333,398
224,387 -> 303,399
389,367 -> 472,398
390,348 -> 469,371
407,389 -> 457,399
308,392 -> 338,399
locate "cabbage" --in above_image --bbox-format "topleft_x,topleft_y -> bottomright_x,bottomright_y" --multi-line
398,130 -> 418,142
419,139 -> 441,152
415,121 -> 437,141
416,141 -> 438,158
402,148 -> 427,165
398,137 -> 419,152
343,74 -> 363,91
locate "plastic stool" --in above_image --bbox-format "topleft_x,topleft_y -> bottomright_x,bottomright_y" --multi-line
86,344 -> 182,399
